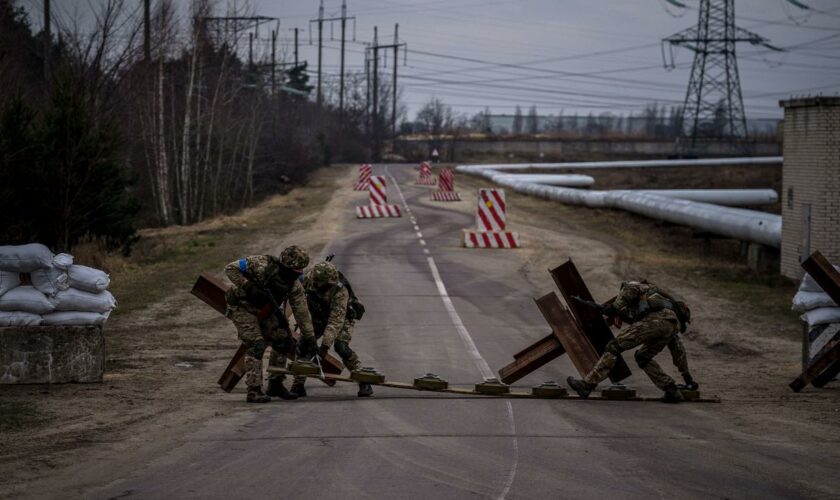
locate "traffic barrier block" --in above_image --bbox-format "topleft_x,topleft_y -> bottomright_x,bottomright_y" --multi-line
431,191 -> 461,201
462,188 -> 520,248
356,175 -> 402,218
431,168 -> 460,201
416,161 -> 437,185
353,164 -> 372,191
463,229 -> 520,248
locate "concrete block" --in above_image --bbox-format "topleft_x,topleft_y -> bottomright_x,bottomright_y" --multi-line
0,326 -> 104,384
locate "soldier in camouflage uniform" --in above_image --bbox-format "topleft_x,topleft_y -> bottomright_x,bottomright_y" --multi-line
290,261 -> 373,398
224,245 -> 318,403
567,280 -> 696,403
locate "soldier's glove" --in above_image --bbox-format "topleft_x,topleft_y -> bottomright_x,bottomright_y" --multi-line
681,373 -> 699,391
298,335 -> 317,358
318,343 -> 330,360
602,304 -> 618,318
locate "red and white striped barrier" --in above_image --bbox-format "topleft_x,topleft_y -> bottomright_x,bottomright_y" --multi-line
353,164 -> 372,191
432,191 -> 461,201
462,188 -> 520,248
356,205 -> 402,218
416,162 -> 437,185
356,175 -> 402,218
431,168 -> 461,201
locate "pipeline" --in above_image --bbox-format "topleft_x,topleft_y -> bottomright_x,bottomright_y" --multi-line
456,161 -> 782,248
458,156 -> 783,173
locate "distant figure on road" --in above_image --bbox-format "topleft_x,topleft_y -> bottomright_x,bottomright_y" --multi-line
431,148 -> 439,163
224,246 -> 318,403
567,281 -> 697,403
292,261 -> 373,398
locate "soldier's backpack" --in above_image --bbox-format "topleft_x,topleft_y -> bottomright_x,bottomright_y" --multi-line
336,271 -> 365,321
650,286 -> 691,333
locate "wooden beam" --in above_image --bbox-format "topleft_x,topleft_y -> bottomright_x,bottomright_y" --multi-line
535,292 -> 600,377
498,332 -> 565,384
549,259 -> 632,382
801,251 -> 840,306
789,339 -> 840,392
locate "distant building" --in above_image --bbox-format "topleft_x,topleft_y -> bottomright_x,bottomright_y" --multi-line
779,96 -> 840,279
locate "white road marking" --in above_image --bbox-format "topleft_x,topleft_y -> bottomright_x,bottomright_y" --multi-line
386,167 -> 519,499
416,231 -> 423,238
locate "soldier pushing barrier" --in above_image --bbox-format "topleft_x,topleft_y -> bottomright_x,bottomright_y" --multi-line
224,246 -> 318,403
291,260 -> 373,398
567,280 -> 699,403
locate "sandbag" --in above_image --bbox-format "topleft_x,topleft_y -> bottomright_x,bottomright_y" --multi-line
800,265 -> 840,292
53,253 -> 74,270
30,266 -> 69,297
0,311 -> 43,327
67,265 -> 110,293
51,288 -> 116,313
0,286 -> 55,314
42,311 -> 109,326
0,271 -> 20,298
0,243 -> 53,272
792,291 -> 837,313
801,307 -> 840,328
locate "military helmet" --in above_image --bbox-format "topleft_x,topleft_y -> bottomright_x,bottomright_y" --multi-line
280,245 -> 310,271
311,261 -> 339,286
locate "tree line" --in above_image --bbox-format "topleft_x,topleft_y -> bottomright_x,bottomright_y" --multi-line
0,0 -> 392,253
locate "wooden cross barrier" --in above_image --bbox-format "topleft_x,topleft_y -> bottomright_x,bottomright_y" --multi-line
498,259 -> 631,384
191,272 -> 344,392
790,250 -> 840,392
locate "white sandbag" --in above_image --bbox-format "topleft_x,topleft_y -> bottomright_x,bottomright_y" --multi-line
0,270 -> 20,297
0,311 -> 43,327
30,266 -> 69,297
800,265 -> 840,292
51,288 -> 116,313
42,310 -> 109,326
791,291 -> 837,313
67,265 -> 110,293
0,286 -> 55,314
53,253 -> 74,270
0,243 -> 53,272
801,307 -> 840,328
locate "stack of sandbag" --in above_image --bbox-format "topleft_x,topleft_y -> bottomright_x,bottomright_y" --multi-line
0,243 -> 115,327
792,266 -> 840,365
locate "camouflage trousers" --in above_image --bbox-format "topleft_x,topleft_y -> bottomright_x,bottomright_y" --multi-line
294,320 -> 361,386
227,306 -> 293,390
583,317 -> 680,390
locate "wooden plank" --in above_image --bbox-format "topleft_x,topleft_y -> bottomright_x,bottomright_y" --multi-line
191,272 -> 229,314
801,251 -> 840,307
789,339 -> 840,392
535,292 -> 600,377
218,343 -> 247,392
549,259 -> 632,383
498,333 -> 565,384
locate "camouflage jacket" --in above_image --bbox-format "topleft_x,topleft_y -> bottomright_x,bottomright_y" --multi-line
224,255 -> 315,339
304,269 -> 349,348
613,281 -> 678,324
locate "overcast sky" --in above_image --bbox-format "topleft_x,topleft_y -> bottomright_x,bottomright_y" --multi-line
22,0 -> 840,120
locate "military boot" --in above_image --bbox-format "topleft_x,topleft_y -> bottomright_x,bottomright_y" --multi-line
661,383 -> 684,404
357,383 -> 373,397
290,381 -> 307,398
566,376 -> 594,400
266,378 -> 299,400
679,373 -> 699,391
246,387 -> 271,404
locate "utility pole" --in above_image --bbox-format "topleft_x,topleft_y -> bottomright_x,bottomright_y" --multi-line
372,26 -> 379,160
270,29 -> 277,95
368,24 -> 407,142
143,0 -> 151,61
310,1 -> 355,111
43,0 -> 50,79
294,27 -> 299,67
662,0 -> 780,155
309,0 -> 324,105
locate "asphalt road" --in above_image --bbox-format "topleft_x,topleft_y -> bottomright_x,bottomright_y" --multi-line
86,165 -> 836,499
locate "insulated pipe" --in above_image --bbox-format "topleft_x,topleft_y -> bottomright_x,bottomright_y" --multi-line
618,189 -> 779,207
457,156 -> 783,173
489,174 -> 595,187
459,167 -> 781,248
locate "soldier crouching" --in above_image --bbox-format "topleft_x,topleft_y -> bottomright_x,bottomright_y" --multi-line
567,280 -> 698,403
224,245 -> 318,403
290,261 -> 373,398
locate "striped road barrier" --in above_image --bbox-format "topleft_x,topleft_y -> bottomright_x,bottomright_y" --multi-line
463,188 -> 520,248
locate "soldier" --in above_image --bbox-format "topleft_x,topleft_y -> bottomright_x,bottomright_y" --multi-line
290,261 -> 373,398
224,245 -> 318,403
567,280 -> 696,403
